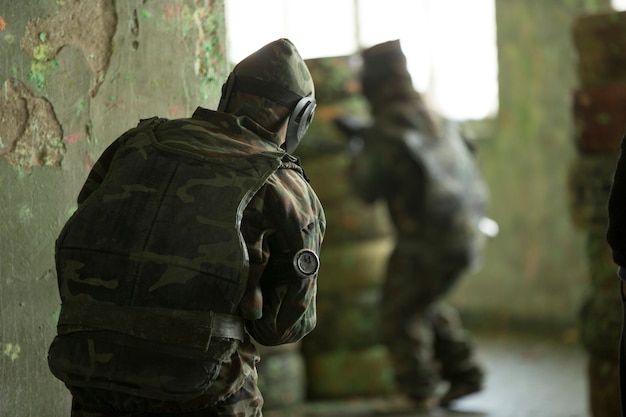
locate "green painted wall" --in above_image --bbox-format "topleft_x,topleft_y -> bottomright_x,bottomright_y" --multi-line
0,1 -> 226,415
448,0 -> 613,332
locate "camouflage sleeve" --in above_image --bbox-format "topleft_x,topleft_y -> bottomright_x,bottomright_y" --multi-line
76,138 -> 122,205
241,168 -> 326,346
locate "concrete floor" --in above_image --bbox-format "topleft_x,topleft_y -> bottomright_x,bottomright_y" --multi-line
266,331 -> 591,417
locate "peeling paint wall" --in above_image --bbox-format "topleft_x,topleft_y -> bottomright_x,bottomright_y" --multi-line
0,1 -> 226,415
0,78 -> 64,170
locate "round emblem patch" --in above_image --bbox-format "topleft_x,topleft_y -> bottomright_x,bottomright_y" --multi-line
293,249 -> 320,278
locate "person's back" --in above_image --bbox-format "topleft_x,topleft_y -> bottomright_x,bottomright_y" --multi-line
56,114 -> 285,311
48,38 -> 325,417
350,97 -> 487,267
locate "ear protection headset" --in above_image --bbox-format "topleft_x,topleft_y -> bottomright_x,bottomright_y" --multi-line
217,74 -> 316,153
217,73 -> 236,113
284,96 -> 315,153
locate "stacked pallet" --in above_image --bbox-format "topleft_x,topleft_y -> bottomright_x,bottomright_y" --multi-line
254,54 -> 398,407
298,55 -> 397,400
568,11 -> 626,417
255,342 -> 306,410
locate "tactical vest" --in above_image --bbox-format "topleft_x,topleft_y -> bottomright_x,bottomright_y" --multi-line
48,117 -> 284,402
401,126 -> 488,270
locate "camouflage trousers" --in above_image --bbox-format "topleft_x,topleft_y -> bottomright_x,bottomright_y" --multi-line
69,341 -> 263,417
380,245 -> 483,399
69,374 -> 263,417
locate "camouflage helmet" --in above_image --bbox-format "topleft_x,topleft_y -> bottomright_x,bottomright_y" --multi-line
360,39 -> 417,103
218,38 -> 316,153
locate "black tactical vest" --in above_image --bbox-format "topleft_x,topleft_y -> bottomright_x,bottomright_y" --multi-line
48,117 -> 283,402
402,127 -> 488,269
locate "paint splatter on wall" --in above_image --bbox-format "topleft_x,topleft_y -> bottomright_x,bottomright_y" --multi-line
2,343 -> 21,361
20,0 -> 116,96
0,78 -> 64,171
192,1 -> 226,100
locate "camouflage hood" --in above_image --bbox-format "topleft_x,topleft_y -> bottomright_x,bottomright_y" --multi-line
219,38 -> 315,144
234,38 -> 314,97
360,39 -> 418,108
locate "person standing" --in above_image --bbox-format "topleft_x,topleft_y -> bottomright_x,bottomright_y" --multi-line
47,38 -> 325,417
343,39 -> 489,410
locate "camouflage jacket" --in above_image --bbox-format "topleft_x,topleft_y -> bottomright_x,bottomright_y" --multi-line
51,107 -> 325,404
73,106 -> 325,339
348,100 -> 487,267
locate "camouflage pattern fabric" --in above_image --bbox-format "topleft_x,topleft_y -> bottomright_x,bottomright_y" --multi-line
359,40 -> 436,126
349,101 -> 487,263
50,108 -> 325,416
400,125 -> 488,270
220,38 -> 315,133
232,38 -> 314,98
380,246 -> 483,399
348,96 -> 486,400
68,339 -> 262,417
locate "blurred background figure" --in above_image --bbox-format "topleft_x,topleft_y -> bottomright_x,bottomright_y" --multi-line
335,39 -> 491,411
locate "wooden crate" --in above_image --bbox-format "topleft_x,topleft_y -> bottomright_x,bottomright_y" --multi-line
572,83 -> 626,153
573,11 -> 626,87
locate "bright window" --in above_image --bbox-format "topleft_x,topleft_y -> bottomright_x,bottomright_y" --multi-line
613,0 -> 626,10
225,0 -> 498,120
